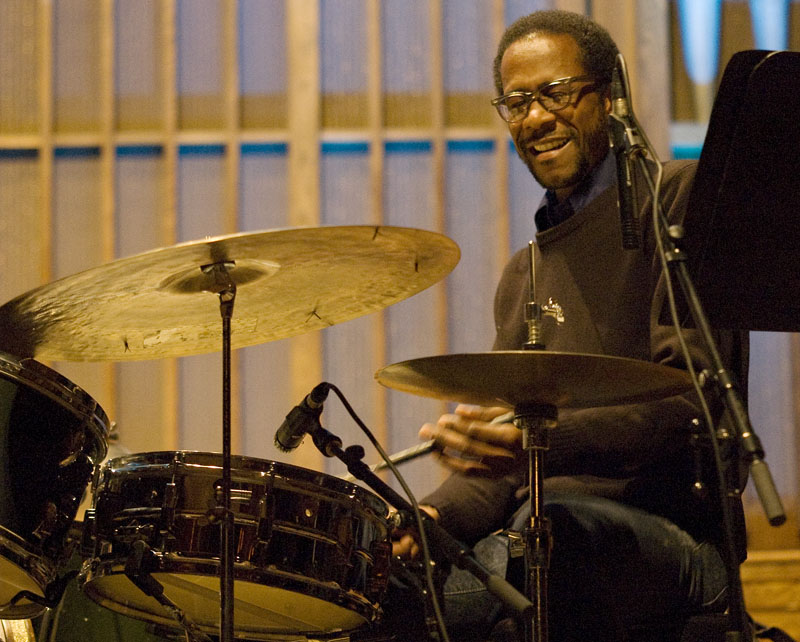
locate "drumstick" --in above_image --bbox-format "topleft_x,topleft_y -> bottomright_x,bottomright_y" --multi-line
343,410 -> 515,479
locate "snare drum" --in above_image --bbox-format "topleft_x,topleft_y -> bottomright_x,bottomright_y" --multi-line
0,352 -> 109,619
80,451 -> 392,640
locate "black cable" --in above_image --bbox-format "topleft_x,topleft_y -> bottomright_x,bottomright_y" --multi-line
325,382 -> 451,642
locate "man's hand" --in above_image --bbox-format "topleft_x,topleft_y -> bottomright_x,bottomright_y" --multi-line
419,405 -> 520,476
391,504 -> 440,559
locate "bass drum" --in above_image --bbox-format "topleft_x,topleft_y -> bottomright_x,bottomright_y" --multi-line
0,352 -> 108,619
80,451 -> 392,640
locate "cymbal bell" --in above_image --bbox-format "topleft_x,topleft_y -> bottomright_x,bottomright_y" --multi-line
375,351 -> 692,409
0,226 -> 459,362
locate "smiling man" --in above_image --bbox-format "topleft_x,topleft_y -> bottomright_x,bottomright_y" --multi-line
382,10 -> 750,642
495,32 -> 611,200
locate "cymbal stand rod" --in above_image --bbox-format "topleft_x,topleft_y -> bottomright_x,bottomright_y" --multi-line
524,241 -> 564,350
515,403 -> 557,642
203,262 -> 237,642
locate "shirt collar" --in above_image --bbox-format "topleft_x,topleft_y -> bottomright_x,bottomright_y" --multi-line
534,150 -> 616,232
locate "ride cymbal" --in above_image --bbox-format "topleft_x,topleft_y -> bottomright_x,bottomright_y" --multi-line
0,226 -> 459,361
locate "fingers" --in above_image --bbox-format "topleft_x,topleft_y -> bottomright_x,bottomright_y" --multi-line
454,404 -> 512,423
419,413 -> 519,454
390,505 -> 439,559
392,532 -> 419,559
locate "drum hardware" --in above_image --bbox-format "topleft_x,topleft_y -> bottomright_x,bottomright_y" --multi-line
0,226 -> 457,636
80,451 -> 391,639
375,351 -> 695,642
287,382 -> 534,642
124,539 -> 214,642
523,241 -> 563,351
514,402 -> 558,642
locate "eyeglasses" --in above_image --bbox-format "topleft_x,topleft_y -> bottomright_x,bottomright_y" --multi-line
491,75 -> 599,123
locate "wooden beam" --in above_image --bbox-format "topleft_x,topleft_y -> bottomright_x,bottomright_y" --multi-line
286,0 -> 323,472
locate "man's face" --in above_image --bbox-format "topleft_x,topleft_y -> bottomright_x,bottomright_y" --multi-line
499,33 -> 611,201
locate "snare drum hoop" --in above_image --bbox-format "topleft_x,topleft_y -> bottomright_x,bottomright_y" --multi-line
0,352 -> 110,459
0,533 -> 55,620
84,451 -> 391,636
98,450 -> 388,517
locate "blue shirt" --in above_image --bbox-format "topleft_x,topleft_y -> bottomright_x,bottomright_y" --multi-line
534,150 -> 616,232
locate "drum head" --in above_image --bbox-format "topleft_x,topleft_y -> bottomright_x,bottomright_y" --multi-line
85,571 -> 367,635
0,558 -> 45,620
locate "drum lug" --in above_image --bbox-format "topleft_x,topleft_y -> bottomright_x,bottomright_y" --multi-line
256,493 -> 274,544
80,509 -> 97,558
30,500 -> 59,543
159,481 -> 178,534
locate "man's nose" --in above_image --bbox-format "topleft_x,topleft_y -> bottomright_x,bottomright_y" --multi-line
519,100 -> 556,131
520,99 -> 556,128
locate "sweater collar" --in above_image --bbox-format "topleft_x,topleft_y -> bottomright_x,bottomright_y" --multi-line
534,150 -> 616,232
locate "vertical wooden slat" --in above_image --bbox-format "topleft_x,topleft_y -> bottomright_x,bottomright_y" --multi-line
286,0 -> 323,472
161,0 -> 179,450
632,0 -> 670,159
429,0 -> 447,361
223,0 -> 242,454
556,0 -> 591,14
38,0 -> 54,287
99,0 -> 117,418
589,0 -> 672,158
492,0 -> 510,270
592,0 -> 637,74
366,0 -> 388,448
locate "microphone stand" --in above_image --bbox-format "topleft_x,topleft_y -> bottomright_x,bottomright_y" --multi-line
305,421 -> 534,639
618,103 -> 785,642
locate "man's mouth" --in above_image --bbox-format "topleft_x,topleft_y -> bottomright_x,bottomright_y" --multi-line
531,137 -> 570,154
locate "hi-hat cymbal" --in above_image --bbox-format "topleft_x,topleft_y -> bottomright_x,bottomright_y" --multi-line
375,351 -> 692,409
0,226 -> 459,361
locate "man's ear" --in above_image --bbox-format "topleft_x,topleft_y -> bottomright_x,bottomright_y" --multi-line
603,89 -> 612,115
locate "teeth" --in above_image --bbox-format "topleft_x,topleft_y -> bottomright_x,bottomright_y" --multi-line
533,139 -> 568,153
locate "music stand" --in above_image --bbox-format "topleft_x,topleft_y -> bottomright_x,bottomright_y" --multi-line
654,49 -> 797,642
672,50 -> 800,332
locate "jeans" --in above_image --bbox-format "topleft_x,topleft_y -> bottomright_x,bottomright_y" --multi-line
378,493 -> 728,642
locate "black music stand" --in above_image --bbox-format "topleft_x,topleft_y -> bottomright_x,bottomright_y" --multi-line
656,49 -> 798,642
673,49 -> 800,332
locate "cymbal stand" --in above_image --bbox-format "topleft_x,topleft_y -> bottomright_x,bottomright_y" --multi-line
517,241 -> 561,642
523,241 -> 564,351
514,403 -> 558,642
202,262 -> 236,642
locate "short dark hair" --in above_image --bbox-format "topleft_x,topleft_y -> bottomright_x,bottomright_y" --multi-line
493,10 -> 618,94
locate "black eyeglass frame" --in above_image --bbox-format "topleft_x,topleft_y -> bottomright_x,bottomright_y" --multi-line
491,75 -> 603,123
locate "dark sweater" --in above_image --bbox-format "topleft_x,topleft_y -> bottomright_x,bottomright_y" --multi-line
423,159 -> 749,552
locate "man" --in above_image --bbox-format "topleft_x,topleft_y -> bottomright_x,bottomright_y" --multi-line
389,10 -> 748,642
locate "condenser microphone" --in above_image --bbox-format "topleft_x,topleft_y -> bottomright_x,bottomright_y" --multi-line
274,382 -> 331,452
608,53 -> 642,250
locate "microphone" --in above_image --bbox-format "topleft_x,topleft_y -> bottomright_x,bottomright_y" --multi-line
274,382 -> 331,452
608,53 -> 643,250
